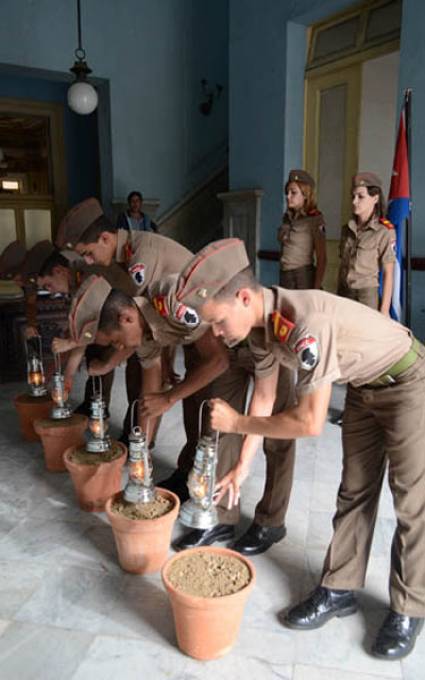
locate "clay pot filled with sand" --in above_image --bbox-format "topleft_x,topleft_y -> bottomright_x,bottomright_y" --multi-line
162,546 -> 255,660
63,441 -> 127,512
14,394 -> 54,441
34,415 -> 88,472
105,489 -> 180,574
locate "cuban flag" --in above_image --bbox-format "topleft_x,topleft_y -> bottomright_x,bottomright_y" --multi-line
387,108 -> 410,321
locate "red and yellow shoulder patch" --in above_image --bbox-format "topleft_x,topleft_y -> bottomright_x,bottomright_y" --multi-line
124,239 -> 134,264
380,217 -> 394,230
271,311 -> 295,343
152,295 -> 169,318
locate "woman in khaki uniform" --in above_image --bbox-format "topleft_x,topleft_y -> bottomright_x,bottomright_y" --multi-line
337,172 -> 396,313
277,169 -> 327,290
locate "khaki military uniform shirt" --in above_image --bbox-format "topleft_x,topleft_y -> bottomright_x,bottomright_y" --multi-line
278,211 -> 326,271
115,229 -> 192,294
338,216 -> 396,289
134,277 -> 208,367
68,260 -> 137,297
249,287 -> 412,395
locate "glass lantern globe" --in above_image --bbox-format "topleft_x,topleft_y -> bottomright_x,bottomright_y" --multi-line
67,81 -> 98,115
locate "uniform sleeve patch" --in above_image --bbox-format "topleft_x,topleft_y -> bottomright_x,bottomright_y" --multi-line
294,336 -> 320,370
271,311 -> 295,343
152,295 -> 169,317
128,262 -> 145,286
175,303 -> 199,327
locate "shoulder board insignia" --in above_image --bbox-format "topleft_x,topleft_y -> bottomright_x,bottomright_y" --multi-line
75,270 -> 82,288
152,295 -> 169,318
380,217 -> 394,230
124,239 -> 134,264
308,209 -> 322,217
271,311 -> 295,343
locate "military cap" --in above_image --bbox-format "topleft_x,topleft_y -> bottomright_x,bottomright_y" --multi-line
176,238 -> 250,308
0,240 -> 27,277
68,274 -> 112,345
287,169 -> 315,188
55,198 -> 104,249
352,172 -> 382,189
21,240 -> 55,283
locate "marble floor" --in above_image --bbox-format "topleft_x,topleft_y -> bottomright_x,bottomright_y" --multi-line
0,357 -> 423,680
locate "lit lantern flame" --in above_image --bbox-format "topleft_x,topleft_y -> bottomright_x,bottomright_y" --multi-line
188,472 -> 208,499
89,418 -> 109,437
129,460 -> 145,481
29,371 -> 44,386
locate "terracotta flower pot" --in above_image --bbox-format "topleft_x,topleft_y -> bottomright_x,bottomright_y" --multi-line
14,393 -> 54,442
161,546 -> 255,660
63,442 -> 127,512
105,488 -> 180,575
34,414 -> 88,472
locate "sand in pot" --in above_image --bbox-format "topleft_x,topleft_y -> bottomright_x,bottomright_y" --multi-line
167,551 -> 251,597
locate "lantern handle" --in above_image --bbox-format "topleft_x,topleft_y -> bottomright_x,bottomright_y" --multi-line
198,399 -> 220,449
54,352 -> 62,374
25,334 -> 43,362
130,399 -> 150,442
91,375 -> 103,401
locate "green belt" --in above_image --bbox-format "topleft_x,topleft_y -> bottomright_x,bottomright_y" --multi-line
368,338 -> 421,387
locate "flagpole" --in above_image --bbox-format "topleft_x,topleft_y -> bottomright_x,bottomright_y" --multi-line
405,88 -> 412,328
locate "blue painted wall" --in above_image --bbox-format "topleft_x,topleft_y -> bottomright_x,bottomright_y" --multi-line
0,0 -> 229,214
0,72 -> 99,207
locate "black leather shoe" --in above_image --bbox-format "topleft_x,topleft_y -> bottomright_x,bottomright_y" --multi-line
232,522 -> 287,556
371,610 -> 424,660
283,586 -> 358,630
173,523 -> 235,551
157,469 -> 189,503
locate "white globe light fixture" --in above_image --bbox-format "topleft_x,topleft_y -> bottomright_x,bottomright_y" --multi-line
68,80 -> 98,116
68,0 -> 98,115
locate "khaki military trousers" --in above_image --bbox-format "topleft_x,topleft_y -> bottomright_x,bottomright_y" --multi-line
321,352 -> 425,616
338,285 -> 379,310
279,265 -> 315,290
178,344 -> 296,527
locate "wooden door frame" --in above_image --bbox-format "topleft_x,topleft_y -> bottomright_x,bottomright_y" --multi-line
0,97 -> 67,243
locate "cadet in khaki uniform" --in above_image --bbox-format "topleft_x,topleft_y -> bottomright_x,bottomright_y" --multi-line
278,169 -> 327,289
36,247 -> 137,420
338,172 -> 396,312
58,199 -> 296,554
67,274 -> 243,540
173,237 -> 425,661
56,198 -> 193,442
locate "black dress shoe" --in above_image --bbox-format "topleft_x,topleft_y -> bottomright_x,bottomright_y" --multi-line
157,469 -> 189,503
232,522 -> 287,556
283,586 -> 357,630
173,523 -> 235,551
371,610 -> 424,660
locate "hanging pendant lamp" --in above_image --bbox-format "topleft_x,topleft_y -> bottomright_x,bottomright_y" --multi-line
67,0 -> 98,115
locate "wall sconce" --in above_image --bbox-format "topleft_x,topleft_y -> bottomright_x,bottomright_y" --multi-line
199,79 -> 223,116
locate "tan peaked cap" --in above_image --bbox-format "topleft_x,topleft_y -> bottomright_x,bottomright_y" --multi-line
55,198 -> 104,249
0,240 -> 27,276
21,240 -> 55,282
68,274 -> 112,345
352,172 -> 382,189
176,238 -> 250,309
287,169 -> 315,188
